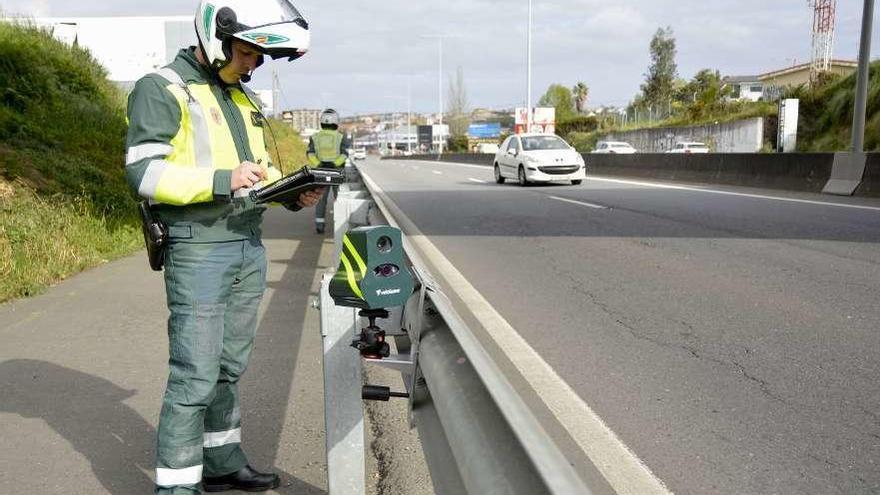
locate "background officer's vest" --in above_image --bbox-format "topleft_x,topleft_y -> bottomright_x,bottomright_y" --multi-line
313,129 -> 344,164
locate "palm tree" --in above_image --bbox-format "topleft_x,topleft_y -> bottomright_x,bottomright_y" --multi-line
573,82 -> 590,114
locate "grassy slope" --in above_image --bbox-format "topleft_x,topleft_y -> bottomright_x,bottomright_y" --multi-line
266,117 -> 308,174
797,61 -> 880,151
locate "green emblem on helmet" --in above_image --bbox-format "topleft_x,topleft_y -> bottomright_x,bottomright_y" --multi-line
203,4 -> 215,35
242,33 -> 290,45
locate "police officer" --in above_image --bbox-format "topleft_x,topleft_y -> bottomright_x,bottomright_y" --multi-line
307,109 -> 351,233
124,1 -> 318,493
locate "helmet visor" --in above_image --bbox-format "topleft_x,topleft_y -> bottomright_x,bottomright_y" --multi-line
235,0 -> 307,31
233,0 -> 310,61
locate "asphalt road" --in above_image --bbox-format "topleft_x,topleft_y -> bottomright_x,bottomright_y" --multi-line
360,157 -> 880,495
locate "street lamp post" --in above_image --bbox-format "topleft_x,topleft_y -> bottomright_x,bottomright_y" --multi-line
526,0 -> 532,133
422,34 -> 459,155
823,0 -> 874,195
407,76 -> 413,154
439,39 -> 443,155
851,0 -> 874,153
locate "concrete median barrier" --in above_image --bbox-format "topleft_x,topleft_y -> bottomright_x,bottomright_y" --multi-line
855,153 -> 880,197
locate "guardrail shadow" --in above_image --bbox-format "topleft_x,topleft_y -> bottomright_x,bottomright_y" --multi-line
244,210 -> 328,494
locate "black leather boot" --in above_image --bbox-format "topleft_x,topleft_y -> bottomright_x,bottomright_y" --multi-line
203,465 -> 281,492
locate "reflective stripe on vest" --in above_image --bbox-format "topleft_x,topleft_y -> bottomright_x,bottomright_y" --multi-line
155,68 -> 213,169
314,130 -> 343,163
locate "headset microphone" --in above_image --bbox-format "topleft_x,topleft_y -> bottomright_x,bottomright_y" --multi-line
240,70 -> 253,83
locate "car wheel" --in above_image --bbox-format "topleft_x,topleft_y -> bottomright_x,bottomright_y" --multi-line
494,164 -> 505,184
518,166 -> 528,187
571,179 -> 582,185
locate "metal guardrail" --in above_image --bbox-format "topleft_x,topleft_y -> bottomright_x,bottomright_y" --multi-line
319,162 -> 593,494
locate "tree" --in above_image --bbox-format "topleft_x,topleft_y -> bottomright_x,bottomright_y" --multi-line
641,27 -> 678,114
447,66 -> 470,138
538,84 -> 576,121
573,81 -> 590,114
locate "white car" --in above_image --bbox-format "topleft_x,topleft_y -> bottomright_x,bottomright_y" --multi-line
667,142 -> 710,153
352,149 -> 367,160
592,141 -> 637,154
494,133 -> 586,186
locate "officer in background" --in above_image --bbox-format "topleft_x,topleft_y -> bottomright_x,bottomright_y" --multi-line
124,1 -> 319,493
307,108 -> 351,233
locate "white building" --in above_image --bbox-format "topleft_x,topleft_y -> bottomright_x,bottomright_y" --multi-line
723,75 -> 765,102
283,109 -> 321,134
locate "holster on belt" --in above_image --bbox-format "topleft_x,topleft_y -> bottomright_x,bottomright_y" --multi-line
138,201 -> 168,271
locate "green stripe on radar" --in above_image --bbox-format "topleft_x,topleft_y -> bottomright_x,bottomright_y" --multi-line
343,235 -> 367,278
339,253 -> 364,299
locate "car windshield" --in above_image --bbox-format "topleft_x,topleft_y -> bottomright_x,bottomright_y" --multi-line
521,136 -> 569,151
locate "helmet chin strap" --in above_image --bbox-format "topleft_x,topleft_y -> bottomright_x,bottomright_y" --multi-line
240,70 -> 253,84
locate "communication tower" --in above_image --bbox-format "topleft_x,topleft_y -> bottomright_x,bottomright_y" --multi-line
809,0 -> 837,83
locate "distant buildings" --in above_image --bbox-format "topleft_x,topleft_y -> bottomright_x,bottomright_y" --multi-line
724,60 -> 858,101
282,109 -> 322,134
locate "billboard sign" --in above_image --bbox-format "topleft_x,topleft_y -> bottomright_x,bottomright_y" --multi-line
468,122 -> 502,139
417,125 -> 433,151
514,107 -> 556,134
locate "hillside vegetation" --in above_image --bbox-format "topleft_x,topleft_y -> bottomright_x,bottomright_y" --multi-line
0,20 -> 140,302
795,61 -> 880,151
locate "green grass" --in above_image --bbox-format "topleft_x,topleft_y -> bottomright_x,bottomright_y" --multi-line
0,20 -> 140,302
0,180 -> 141,301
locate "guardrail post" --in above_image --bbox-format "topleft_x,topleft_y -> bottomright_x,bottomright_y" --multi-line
319,274 -> 364,495
318,162 -> 370,495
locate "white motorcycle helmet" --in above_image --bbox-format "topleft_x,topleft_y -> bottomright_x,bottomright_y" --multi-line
320,109 -> 340,129
195,0 -> 310,76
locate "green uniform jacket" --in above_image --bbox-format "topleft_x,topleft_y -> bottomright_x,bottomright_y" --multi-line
125,48 -> 280,242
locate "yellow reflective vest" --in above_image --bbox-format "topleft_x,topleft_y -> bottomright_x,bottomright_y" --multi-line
307,129 -> 347,167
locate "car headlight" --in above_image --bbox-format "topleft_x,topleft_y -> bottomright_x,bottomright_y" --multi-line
575,154 -> 585,165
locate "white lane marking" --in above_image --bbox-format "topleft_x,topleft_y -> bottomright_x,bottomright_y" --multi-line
468,178 -> 487,184
549,195 -> 608,210
432,170 -> 443,175
359,168 -> 671,495
588,176 -> 880,212
412,165 -> 420,170
409,159 -> 490,170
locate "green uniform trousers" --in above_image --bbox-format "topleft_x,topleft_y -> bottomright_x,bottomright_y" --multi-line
315,162 -> 340,228
155,237 -> 267,494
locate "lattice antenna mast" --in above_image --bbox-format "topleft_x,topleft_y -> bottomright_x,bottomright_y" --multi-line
809,0 -> 837,83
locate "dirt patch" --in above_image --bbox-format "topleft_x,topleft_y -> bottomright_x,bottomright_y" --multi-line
0,179 -> 14,200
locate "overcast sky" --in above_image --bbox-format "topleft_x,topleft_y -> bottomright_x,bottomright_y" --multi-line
2,0 -> 877,116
